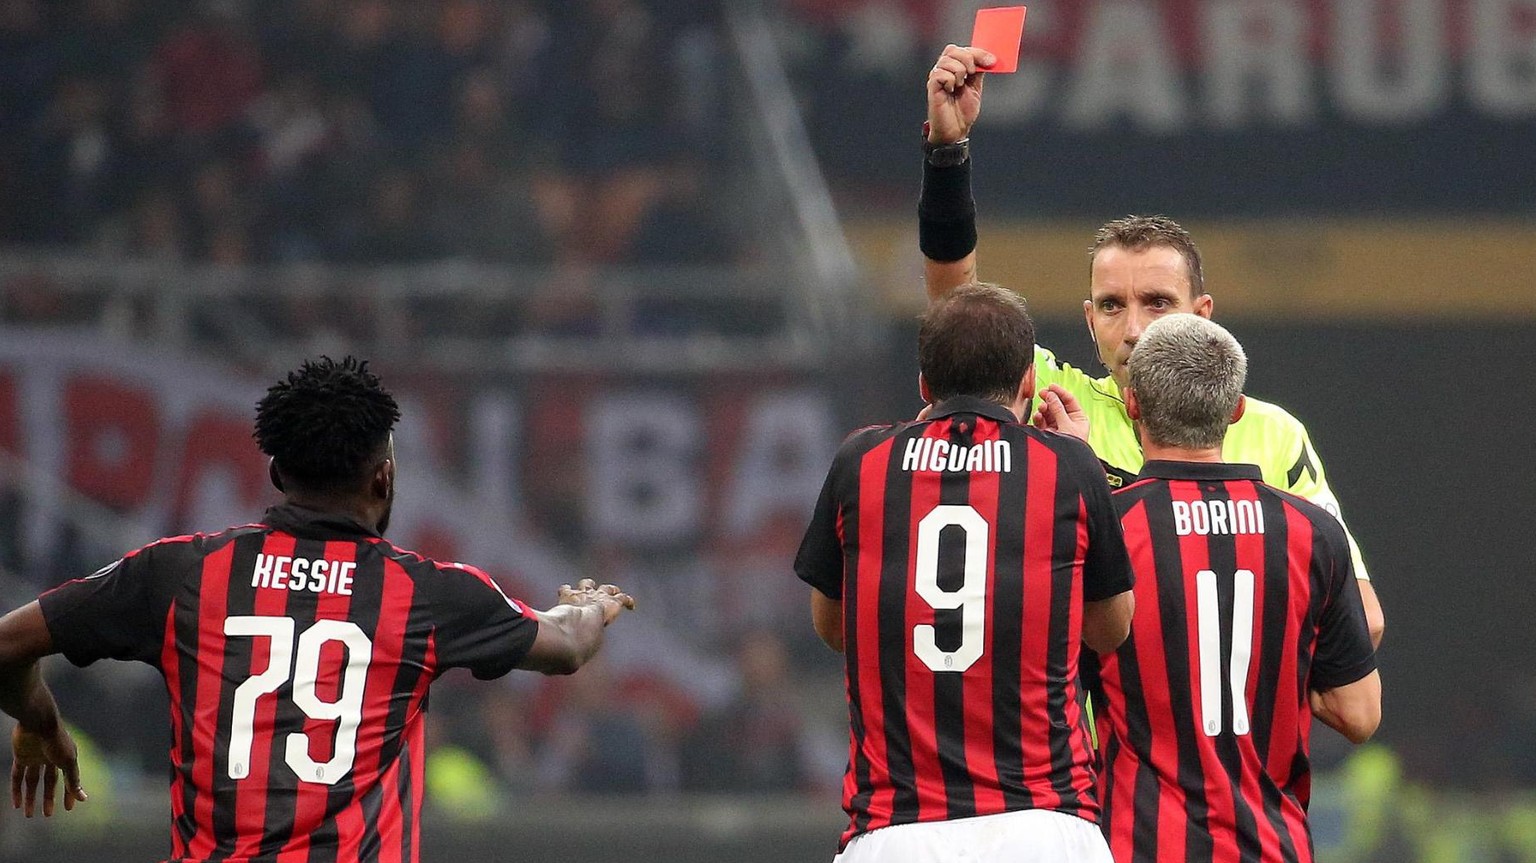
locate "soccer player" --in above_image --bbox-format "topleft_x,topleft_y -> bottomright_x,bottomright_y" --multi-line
796,283 -> 1135,862
917,45 -> 1384,646
1099,314 -> 1380,863
0,356 -> 634,862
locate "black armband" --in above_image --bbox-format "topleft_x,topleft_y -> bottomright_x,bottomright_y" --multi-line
918,154 -> 977,263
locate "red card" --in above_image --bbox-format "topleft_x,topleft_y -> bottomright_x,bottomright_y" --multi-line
970,6 -> 1028,74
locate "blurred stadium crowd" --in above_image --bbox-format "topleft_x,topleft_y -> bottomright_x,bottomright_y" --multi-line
0,0 -> 736,268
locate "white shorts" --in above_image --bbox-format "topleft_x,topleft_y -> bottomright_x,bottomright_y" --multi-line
832,809 -> 1112,863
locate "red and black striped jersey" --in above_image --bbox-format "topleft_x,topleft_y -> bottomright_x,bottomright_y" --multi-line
795,396 -> 1134,849
1098,461 -> 1376,863
38,503 -> 540,863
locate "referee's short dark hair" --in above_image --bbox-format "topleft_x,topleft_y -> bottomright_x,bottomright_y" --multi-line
918,283 -> 1036,405
1091,215 -> 1205,297
254,356 -> 401,493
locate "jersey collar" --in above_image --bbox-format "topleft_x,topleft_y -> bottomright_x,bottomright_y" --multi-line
926,395 -> 1018,425
264,503 -> 383,540
1139,460 -> 1263,482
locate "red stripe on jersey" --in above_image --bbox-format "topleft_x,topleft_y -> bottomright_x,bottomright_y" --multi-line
278,545 -> 357,861
230,533 -> 297,859
374,750 -> 405,863
407,636 -> 434,863
1123,499 -> 1190,863
902,439 -> 945,821
1016,437 -> 1059,810
161,600 -> 188,860
960,419 -> 1004,816
1281,503 -> 1320,854
186,539 -> 236,861
1174,482 -> 1242,863
1228,483 -> 1286,862
844,437 -> 895,844
1062,496 -> 1097,809
338,554 -> 418,858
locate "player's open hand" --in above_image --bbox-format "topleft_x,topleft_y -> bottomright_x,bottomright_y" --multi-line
927,45 -> 995,145
11,723 -> 86,817
558,578 -> 636,626
1032,384 -> 1090,441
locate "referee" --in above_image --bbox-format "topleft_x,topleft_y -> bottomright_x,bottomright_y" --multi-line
915,44 -> 1383,646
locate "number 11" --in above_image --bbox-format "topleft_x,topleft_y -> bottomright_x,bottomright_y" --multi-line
1195,569 -> 1255,737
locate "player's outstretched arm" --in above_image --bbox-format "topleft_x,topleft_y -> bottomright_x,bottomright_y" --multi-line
0,602 -> 86,816
1310,671 -> 1382,744
517,580 -> 635,676
922,45 -> 994,301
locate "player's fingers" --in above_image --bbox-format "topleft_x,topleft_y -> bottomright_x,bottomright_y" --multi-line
41,765 -> 56,817
60,756 -> 84,810
11,760 -> 22,809
576,578 -> 598,591
22,765 -> 39,817
617,592 -> 636,610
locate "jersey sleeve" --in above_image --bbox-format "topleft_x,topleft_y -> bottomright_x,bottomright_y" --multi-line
1060,437 -> 1135,602
431,564 -> 541,680
1308,518 -> 1378,690
37,545 -> 175,667
794,454 -> 847,601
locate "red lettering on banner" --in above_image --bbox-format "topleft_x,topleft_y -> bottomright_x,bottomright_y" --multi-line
172,410 -> 270,526
0,371 -> 16,455
65,375 -> 159,509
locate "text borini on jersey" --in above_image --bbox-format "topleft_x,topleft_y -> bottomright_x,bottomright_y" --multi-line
1172,499 -> 1265,536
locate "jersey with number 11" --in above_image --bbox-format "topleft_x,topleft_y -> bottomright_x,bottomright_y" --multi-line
38,503 -> 539,863
1098,461 -> 1376,863
795,396 -> 1134,850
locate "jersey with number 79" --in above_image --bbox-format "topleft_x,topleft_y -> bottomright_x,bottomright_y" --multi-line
795,395 -> 1135,850
37,503 -> 538,863
1097,461 -> 1376,863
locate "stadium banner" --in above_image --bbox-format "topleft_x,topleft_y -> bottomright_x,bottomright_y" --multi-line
790,0 -> 1536,214
0,331 -> 847,703
847,218 -> 1536,318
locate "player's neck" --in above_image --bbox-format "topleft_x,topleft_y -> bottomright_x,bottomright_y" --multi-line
1140,441 -> 1225,464
283,493 -> 381,532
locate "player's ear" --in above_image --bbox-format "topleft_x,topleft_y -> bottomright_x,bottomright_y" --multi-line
1194,292 -> 1214,319
268,458 -> 285,493
1230,395 -> 1246,424
371,458 -> 394,502
918,373 -> 932,405
1019,365 -> 1036,401
1124,387 -> 1141,421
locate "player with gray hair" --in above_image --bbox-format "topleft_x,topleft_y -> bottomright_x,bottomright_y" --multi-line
1097,314 -> 1380,863
1124,314 -> 1248,452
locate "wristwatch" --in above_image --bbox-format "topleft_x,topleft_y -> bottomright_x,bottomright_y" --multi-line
923,136 -> 970,168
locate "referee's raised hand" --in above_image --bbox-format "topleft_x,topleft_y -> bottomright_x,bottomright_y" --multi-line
927,45 -> 996,145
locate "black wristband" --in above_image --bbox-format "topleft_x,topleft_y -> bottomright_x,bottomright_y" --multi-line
918,157 -> 977,263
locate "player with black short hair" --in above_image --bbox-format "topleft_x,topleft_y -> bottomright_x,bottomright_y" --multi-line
0,355 -> 633,863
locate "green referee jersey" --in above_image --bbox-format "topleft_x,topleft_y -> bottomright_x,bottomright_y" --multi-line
1035,345 -> 1372,582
